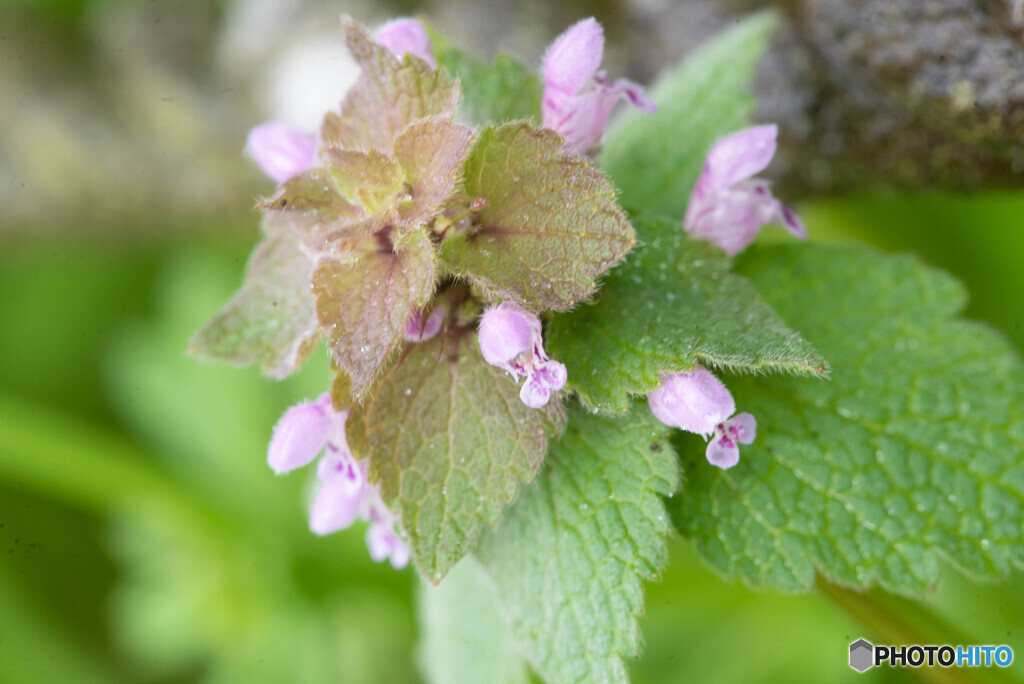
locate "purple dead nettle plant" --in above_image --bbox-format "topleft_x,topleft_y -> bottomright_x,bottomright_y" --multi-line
185,11 -> 1024,681
194,13 -> 808,574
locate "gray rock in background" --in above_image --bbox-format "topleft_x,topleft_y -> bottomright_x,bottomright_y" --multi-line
3,0 -> 1021,237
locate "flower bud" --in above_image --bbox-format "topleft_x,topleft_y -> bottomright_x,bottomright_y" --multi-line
478,302 -> 539,371
404,305 -> 445,342
246,122 -> 317,184
374,18 -> 436,68
647,366 -> 736,436
267,394 -> 334,474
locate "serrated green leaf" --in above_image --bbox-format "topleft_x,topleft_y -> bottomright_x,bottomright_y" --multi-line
313,227 -> 436,400
546,217 -> 826,414
439,122 -> 636,311
392,117 -> 474,224
417,556 -> 529,684
477,405 -> 679,684
322,20 -> 460,152
347,324 -> 566,580
189,216 -> 320,378
435,46 -> 543,125
600,12 -> 777,217
672,243 -> 1024,594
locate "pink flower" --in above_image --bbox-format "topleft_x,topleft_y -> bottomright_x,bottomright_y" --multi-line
374,18 -> 436,68
268,393 -> 410,568
245,122 -> 317,184
541,18 -> 656,154
683,124 -> 806,256
365,498 -> 410,569
478,302 -> 567,408
403,305 -> 445,342
267,393 -> 334,474
647,365 -> 735,437
706,412 -> 757,469
310,451 -> 369,535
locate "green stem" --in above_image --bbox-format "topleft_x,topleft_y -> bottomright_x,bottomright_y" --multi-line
818,578 -> 1019,684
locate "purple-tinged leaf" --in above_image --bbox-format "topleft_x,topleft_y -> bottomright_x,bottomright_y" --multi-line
189,215 -> 320,378
393,117 -> 474,224
314,226 -> 436,400
324,147 -> 405,216
321,19 -> 460,153
438,122 -> 635,311
347,322 -> 566,581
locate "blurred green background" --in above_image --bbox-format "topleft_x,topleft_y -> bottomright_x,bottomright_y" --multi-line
1,0 -> 1023,682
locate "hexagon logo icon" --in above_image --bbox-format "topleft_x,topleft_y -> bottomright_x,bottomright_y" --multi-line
849,639 -> 874,672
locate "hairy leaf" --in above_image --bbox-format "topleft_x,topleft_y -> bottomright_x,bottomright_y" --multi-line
324,148 -> 404,216
313,227 -> 436,400
393,118 -> 474,224
477,406 -> 679,684
434,46 -> 543,125
263,168 -> 364,222
260,168 -> 371,256
322,20 -> 460,152
189,217 -> 320,378
347,326 -> 566,580
417,556 -> 528,684
673,244 -> 1024,594
546,217 -> 826,413
600,12 -> 777,217
439,122 -> 635,311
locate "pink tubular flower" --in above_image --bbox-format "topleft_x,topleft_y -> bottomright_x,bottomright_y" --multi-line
403,305 -> 445,342
245,122 -> 317,184
648,365 -> 735,437
374,18 -> 436,68
541,18 -> 656,154
478,302 -> 567,409
268,393 -> 409,569
648,368 -> 758,469
706,412 -> 757,469
267,393 -> 334,474
683,124 -> 806,256
365,499 -> 410,569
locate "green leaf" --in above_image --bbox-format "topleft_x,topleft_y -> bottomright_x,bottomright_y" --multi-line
324,148 -> 404,216
189,217 -> 320,379
439,122 -> 636,311
313,227 -> 436,400
347,322 -> 566,581
265,168 -> 363,222
600,12 -> 777,217
261,169 -> 368,254
392,117 -> 474,224
672,243 -> 1024,594
322,19 -> 460,152
477,405 -> 679,684
546,217 -> 826,414
417,556 -> 529,684
435,46 -> 543,125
